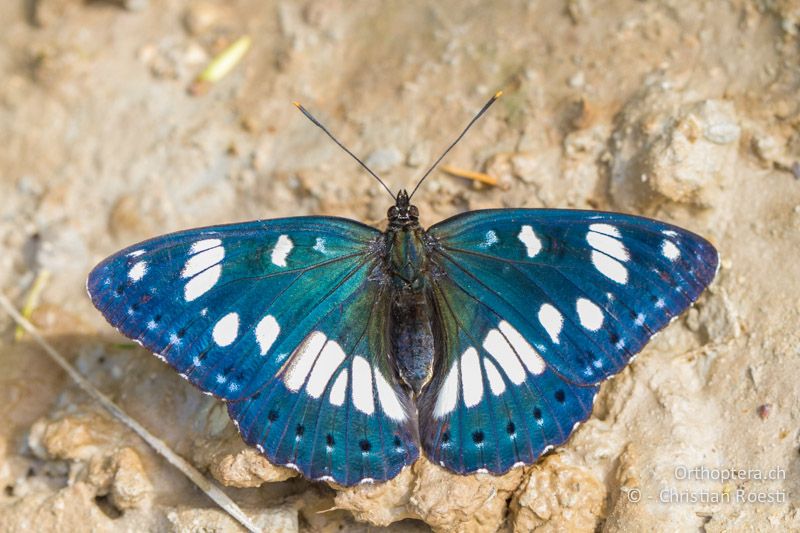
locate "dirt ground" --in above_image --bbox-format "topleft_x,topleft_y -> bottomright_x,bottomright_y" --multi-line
1,0 -> 799,531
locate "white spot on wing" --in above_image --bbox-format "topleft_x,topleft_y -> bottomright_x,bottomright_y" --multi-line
128,249 -> 145,257
313,237 -> 327,254
284,331 -> 326,391
328,369 -> 348,406
591,251 -> 628,284
212,312 -> 239,347
306,340 -> 345,398
271,235 -> 294,267
576,298 -> 604,331
483,357 -> 506,395
587,231 -> 629,261
375,367 -> 407,421
480,230 -> 498,249
128,261 -> 147,282
588,223 -> 621,238
661,240 -> 680,261
460,347 -> 483,408
190,238 -> 222,254
182,246 -> 225,278
184,264 -> 221,301
483,329 -> 527,383
498,320 -> 546,375
433,362 -> 459,418
538,303 -> 563,343
351,355 -> 374,415
255,315 -> 280,355
518,225 -> 542,257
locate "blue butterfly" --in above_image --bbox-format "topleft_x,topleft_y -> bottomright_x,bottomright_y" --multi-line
87,94 -> 718,486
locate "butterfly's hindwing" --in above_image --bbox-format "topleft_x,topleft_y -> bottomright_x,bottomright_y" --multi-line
88,217 -> 418,485
228,281 -> 419,485
417,209 -> 718,474
417,273 -> 598,474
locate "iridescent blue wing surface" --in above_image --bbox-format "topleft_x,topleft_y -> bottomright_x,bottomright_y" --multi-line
87,217 -> 418,485
417,209 -> 718,475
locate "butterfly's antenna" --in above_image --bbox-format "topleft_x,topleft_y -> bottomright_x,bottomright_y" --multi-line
293,102 -> 396,201
408,91 -> 503,200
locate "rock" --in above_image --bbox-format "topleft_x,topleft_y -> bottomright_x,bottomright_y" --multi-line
28,408 -> 120,463
750,130 -> 799,172
408,459 -> 524,533
87,447 -> 152,510
609,85 -> 740,210
562,124 -> 610,206
510,454 -> 605,532
167,505 -> 299,533
192,431 -> 297,487
752,133 -> 785,165
0,482 -> 115,531
333,459 -> 525,532
27,408 -> 152,512
333,466 -> 416,526
568,71 -> 585,89
208,447 -> 297,487
694,285 -> 741,344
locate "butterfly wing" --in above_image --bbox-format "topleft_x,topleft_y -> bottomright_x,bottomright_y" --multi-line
228,278 -> 418,485
417,209 -> 718,474
88,217 -> 418,485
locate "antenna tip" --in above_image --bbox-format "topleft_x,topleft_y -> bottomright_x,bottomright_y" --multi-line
494,90 -> 504,99
292,101 -> 301,108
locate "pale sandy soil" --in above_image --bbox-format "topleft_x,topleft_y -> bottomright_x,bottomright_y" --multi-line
1,1 -> 799,531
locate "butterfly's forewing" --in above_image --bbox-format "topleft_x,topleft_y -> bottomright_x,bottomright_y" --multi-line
88,217 -> 418,485
417,209 -> 718,474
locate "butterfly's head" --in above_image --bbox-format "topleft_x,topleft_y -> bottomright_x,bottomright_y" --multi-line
388,189 -> 419,228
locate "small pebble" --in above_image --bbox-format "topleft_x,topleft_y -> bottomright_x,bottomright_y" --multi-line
756,403 -> 772,420
703,122 -> 740,144
110,0 -> 149,11
568,71 -> 585,88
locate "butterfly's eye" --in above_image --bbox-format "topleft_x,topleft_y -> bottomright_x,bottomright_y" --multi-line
409,205 -> 419,218
388,206 -> 399,219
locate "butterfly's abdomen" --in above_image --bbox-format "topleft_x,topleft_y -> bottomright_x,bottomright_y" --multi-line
390,287 -> 435,395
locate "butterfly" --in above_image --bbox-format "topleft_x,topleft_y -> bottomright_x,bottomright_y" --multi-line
87,93 -> 718,486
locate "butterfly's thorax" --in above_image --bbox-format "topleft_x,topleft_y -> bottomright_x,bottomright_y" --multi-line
385,191 -> 437,394
387,225 -> 428,288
